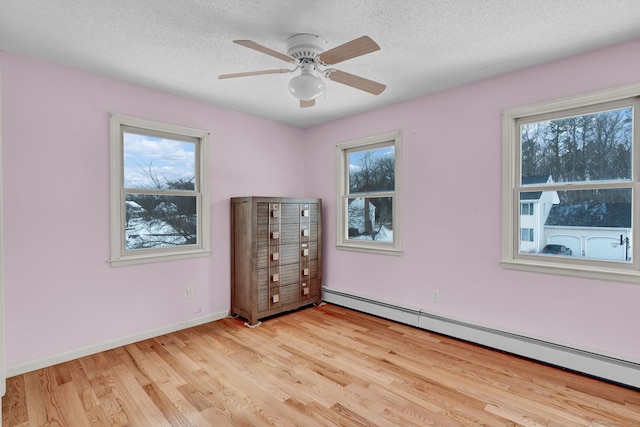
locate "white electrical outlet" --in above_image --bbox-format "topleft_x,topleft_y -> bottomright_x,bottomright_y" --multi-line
186,287 -> 195,299
432,290 -> 439,302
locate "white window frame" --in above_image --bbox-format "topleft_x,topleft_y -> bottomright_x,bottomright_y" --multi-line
109,113 -> 211,266
501,83 -> 640,283
336,131 -> 402,255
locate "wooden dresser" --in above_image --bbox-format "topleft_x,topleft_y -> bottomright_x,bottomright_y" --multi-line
230,197 -> 322,326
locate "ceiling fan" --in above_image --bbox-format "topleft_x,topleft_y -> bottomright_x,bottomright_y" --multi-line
218,34 -> 386,108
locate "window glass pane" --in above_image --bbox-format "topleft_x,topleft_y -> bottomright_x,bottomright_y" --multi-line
520,107 -> 632,185
519,188 -> 631,261
125,194 -> 197,250
348,146 -> 395,194
347,197 -> 393,242
123,132 -> 196,190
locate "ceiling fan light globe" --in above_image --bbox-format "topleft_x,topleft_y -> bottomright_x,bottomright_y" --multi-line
288,73 -> 324,101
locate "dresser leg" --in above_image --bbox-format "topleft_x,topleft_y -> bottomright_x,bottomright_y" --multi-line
244,320 -> 262,328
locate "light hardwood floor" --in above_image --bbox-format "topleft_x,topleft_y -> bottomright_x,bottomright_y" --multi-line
3,303 -> 640,426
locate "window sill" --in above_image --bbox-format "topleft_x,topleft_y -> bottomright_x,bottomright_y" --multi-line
110,249 -> 211,267
500,258 -> 640,284
336,243 -> 403,256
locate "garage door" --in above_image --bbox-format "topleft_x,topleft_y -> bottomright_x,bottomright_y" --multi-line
586,237 -> 626,261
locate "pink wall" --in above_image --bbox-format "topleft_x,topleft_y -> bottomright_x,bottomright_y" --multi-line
1,52 -> 305,366
2,38 -> 640,369
304,38 -> 640,362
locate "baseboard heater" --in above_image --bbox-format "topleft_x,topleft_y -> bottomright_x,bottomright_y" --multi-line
321,287 -> 640,389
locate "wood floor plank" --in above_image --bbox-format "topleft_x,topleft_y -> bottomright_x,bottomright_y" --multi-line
2,376 -> 27,425
86,377 -> 129,425
144,381 -> 213,427
112,363 -> 172,427
23,371 -> 47,426
53,382 -> 92,427
178,335 -> 291,424
3,303 -> 640,426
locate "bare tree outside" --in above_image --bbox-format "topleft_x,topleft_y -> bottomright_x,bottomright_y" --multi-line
521,107 -> 632,203
123,133 -> 197,250
519,106 -> 633,261
348,146 -> 395,241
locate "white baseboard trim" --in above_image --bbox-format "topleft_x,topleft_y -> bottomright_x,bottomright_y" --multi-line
5,310 -> 229,378
322,287 -> 640,389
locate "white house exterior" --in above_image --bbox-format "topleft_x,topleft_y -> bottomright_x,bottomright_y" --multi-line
543,202 -> 631,261
519,175 -> 559,254
520,175 -> 631,261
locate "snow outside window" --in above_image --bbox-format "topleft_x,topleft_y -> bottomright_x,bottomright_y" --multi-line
501,84 -> 640,283
109,114 -> 211,266
336,131 -> 402,255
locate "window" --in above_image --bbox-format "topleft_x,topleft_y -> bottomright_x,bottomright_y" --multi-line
520,202 -> 534,215
521,228 -> 534,242
501,83 -> 640,282
336,131 -> 402,255
109,114 -> 211,266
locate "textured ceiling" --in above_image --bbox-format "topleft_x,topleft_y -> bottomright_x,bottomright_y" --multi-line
2,1 -> 640,128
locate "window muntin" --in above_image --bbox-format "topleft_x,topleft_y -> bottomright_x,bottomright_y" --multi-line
501,84 -> 640,283
337,131 -> 402,255
110,114 -> 210,266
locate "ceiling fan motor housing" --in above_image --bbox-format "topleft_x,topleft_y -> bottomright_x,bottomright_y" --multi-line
286,34 -> 327,61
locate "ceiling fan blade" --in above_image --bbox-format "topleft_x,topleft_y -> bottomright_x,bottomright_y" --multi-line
233,40 -> 296,63
300,99 -> 315,108
326,70 -> 386,95
218,69 -> 291,79
318,36 -> 380,65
